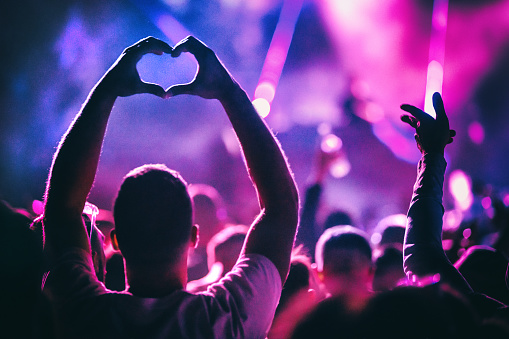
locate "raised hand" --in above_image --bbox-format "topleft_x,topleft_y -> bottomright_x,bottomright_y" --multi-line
400,92 -> 456,155
165,36 -> 238,100
100,36 -> 172,98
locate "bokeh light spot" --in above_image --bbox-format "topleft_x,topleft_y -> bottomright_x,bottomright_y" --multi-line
252,98 -> 271,118
468,121 -> 485,144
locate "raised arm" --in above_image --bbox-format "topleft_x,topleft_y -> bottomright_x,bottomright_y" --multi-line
43,37 -> 171,259
400,92 -> 471,294
167,36 -> 299,283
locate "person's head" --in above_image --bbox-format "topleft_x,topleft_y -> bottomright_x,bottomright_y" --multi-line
277,246 -> 313,314
315,225 -> 373,300
323,210 -> 353,231
454,245 -> 509,305
189,184 -> 227,247
372,246 -> 405,292
206,224 -> 248,273
370,213 -> 406,256
360,284 -> 479,338
112,164 -> 196,271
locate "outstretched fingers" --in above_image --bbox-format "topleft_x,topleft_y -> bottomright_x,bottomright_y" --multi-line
171,36 -> 208,59
126,36 -> 172,60
400,114 -> 419,129
400,104 -> 429,123
432,92 -> 448,124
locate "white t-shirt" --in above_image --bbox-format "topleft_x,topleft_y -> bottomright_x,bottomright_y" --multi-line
44,249 -> 281,339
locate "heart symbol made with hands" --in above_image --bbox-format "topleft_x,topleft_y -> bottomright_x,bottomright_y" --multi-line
136,46 -> 197,97
107,36 -> 236,100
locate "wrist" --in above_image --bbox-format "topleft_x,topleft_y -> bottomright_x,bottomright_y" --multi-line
217,80 -> 245,104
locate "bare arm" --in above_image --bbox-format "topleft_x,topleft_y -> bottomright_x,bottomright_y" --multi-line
400,92 -> 471,294
43,37 -> 171,260
167,36 -> 299,283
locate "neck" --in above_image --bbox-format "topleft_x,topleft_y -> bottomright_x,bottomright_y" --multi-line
124,258 -> 188,298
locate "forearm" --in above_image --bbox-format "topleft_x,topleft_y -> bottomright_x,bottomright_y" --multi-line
403,153 -> 471,293
44,81 -> 116,226
219,85 -> 299,281
219,85 -> 299,214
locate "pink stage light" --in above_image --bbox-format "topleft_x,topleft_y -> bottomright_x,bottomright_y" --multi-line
424,0 -> 449,115
253,0 -> 303,117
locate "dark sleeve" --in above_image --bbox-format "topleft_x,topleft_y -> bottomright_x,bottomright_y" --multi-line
296,183 -> 322,258
403,153 -> 472,294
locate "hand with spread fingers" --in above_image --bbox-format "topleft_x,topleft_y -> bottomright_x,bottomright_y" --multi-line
100,36 -> 172,98
400,92 -> 456,155
165,36 -> 239,100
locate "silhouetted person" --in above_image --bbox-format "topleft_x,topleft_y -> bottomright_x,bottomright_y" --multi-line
0,199 -> 40,338
400,92 -> 471,294
187,184 -> 229,281
42,36 -> 299,338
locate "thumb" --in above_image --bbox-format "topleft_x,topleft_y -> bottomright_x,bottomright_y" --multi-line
166,82 -> 195,98
138,81 -> 166,98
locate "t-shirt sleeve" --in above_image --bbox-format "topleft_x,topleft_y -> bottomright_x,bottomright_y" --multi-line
201,253 -> 282,339
43,247 -> 107,307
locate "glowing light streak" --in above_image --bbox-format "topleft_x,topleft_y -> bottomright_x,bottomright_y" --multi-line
253,0 -> 303,117
129,0 -> 191,44
424,0 -> 449,115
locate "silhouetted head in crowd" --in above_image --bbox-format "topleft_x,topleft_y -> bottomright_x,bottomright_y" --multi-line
189,183 -> 227,247
112,164 -> 197,287
1,200 -> 40,337
186,224 -> 248,293
371,213 -> 406,251
291,283 -> 481,339
315,225 -> 373,306
360,284 -> 480,338
206,224 -> 248,273
372,246 -> 405,292
455,245 -> 509,305
277,247 -> 313,314
290,295 -> 361,339
323,211 -> 353,231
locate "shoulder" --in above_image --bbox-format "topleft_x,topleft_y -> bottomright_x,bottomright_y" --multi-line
192,254 -> 282,337
43,247 -> 106,303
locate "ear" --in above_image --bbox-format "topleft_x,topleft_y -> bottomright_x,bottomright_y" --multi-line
312,263 -> 325,282
110,229 -> 120,251
190,224 -> 199,249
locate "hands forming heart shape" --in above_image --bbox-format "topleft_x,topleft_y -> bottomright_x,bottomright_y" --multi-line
101,36 -> 238,101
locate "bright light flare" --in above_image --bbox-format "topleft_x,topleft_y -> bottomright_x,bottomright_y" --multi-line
449,169 -> 473,211
254,81 -> 276,102
254,0 -> 303,118
321,134 -> 343,153
252,98 -> 271,118
330,158 -> 351,178
424,60 -> 444,117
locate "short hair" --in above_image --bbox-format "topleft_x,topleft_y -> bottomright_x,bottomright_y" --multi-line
315,225 -> 372,273
113,164 -> 192,266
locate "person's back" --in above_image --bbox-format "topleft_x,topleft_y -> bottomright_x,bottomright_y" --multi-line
42,36 -> 299,338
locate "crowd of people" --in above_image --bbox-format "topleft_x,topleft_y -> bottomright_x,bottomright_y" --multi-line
2,35 -> 509,338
